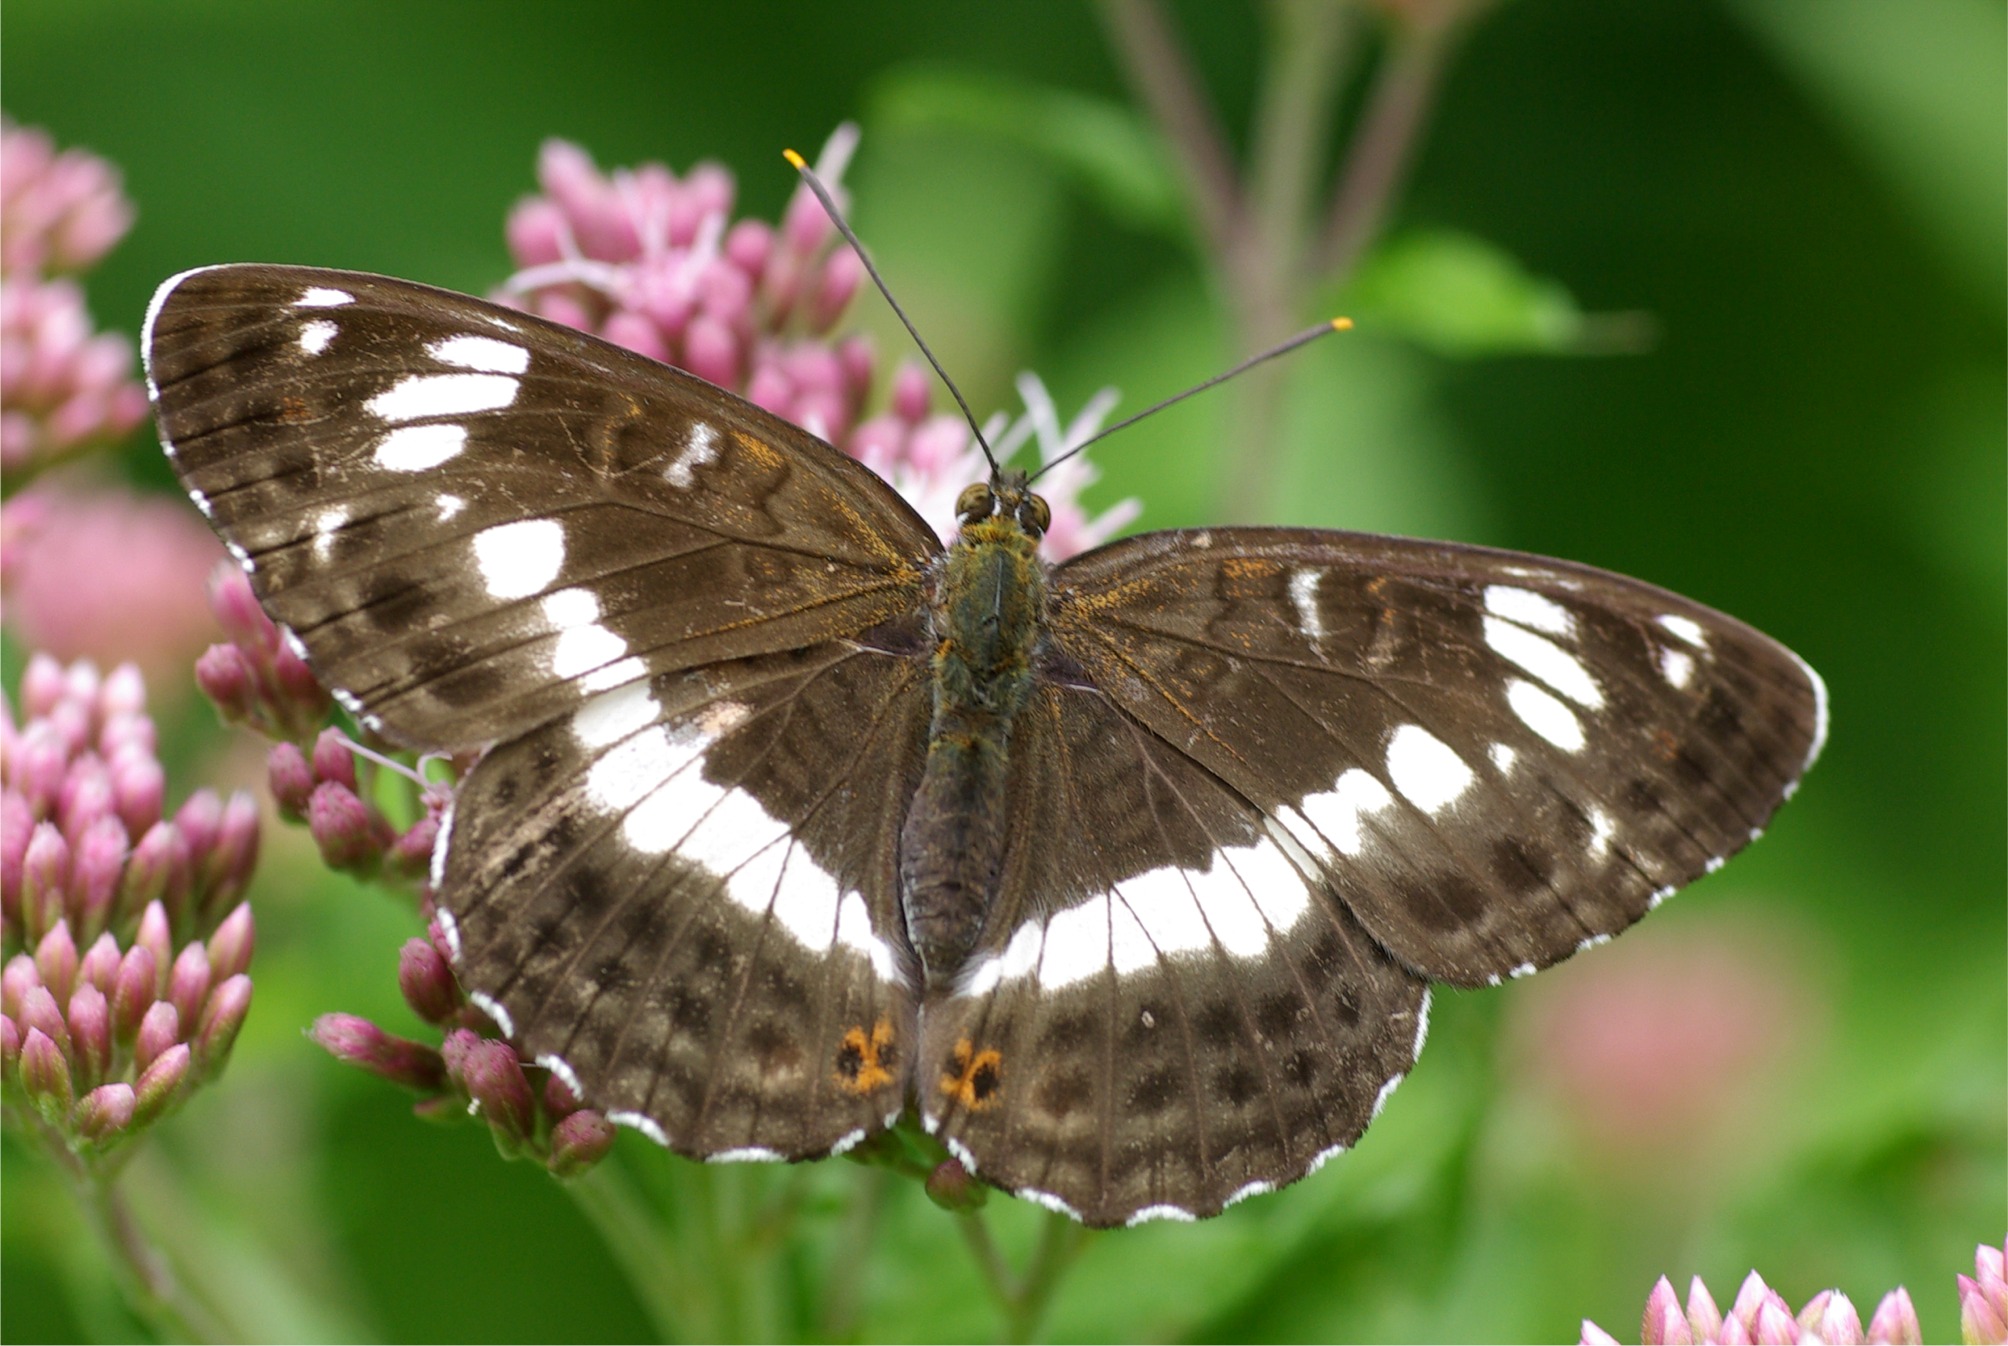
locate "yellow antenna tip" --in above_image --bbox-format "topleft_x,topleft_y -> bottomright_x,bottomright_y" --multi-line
782,148 -> 807,170
1331,316 -> 1355,331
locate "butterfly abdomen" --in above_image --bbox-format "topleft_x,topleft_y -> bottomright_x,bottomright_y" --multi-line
900,516 -> 1046,986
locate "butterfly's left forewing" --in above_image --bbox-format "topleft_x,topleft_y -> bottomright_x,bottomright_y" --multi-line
146,264 -> 943,1159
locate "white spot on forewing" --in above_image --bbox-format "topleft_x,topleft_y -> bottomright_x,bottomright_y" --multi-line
837,892 -> 901,984
1484,616 -> 1604,708
312,505 -> 348,560
1506,679 -> 1585,752
280,626 -> 311,663
375,423 -> 467,472
1290,769 -> 1396,858
1385,724 -> 1475,814
436,493 -> 466,522
572,681 -> 660,750
608,1110 -> 668,1145
428,333 -> 530,374
1125,1204 -> 1197,1227
1412,988 -> 1432,1057
367,372 -> 519,423
1657,613 -> 1706,647
467,990 -> 515,1038
1039,896 -> 1113,989
188,488 -> 213,518
1648,883 -> 1676,910
665,422 -> 719,488
299,319 -> 337,355
542,587 -> 630,680
473,519 -> 564,598
1507,960 -> 1537,980
828,1128 -> 868,1157
1289,568 -> 1323,643
1489,742 -> 1517,774
1484,584 -> 1574,636
1585,805 -> 1617,860
1659,646 -> 1695,689
297,286 -> 353,308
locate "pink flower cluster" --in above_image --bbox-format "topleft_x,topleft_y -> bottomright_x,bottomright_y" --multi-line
1,655 -> 258,1154
1582,1244 -> 2008,1345
0,117 -> 148,482
311,916 -> 613,1177
499,129 -> 1138,557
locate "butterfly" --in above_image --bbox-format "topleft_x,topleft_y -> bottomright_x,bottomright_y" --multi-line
143,263 -> 1825,1227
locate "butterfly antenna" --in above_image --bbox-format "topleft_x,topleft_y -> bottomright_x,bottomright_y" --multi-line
783,148 -> 999,474
1030,317 -> 1353,484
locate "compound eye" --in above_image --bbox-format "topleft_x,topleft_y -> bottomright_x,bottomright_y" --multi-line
955,483 -> 993,524
1019,493 -> 1052,536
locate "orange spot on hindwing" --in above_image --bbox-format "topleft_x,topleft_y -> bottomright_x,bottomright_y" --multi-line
834,1020 -> 897,1095
940,1037 -> 1003,1110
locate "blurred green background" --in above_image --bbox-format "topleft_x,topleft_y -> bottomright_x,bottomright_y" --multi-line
3,0 -> 2001,1341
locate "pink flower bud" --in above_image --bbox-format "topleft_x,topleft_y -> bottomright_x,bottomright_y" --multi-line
307,780 -> 380,872
193,973 -> 251,1075
808,247 -> 863,334
134,901 -> 173,986
78,930 -> 120,993
310,1013 -> 446,1091
463,1037 -> 535,1150
205,791 -> 259,912
111,943 -> 156,1041
602,311 -> 670,363
134,1000 -> 180,1072
1580,1323 -> 1623,1346
21,652 -> 68,718
504,197 -> 568,268
695,262 -> 751,329
99,663 -> 145,719
20,1026 -> 73,1118
890,360 -> 932,425
56,755 -> 114,839
1641,1276 -> 1690,1345
682,314 -> 740,390
271,645 -> 330,729
266,742 -> 315,816
723,218 -> 772,278
167,942 -> 210,1027
1749,1297 -> 1798,1345
132,1041 -> 189,1124
388,813 -> 438,879
1864,1287 -> 1919,1345
19,983 -> 70,1056
781,183 -> 834,257
122,821 -> 189,913
1965,1268 -> 2008,1346
2,953 -> 37,1018
548,1109 -> 616,1177
69,813 -> 127,935
207,564 -> 270,647
108,749 -> 164,840
175,789 -> 222,864
12,727 -> 68,814
837,334 -> 874,401
34,919 -> 79,1002
206,902 -> 255,980
72,1081 -> 136,1142
543,1067 -> 582,1118
66,982 -> 111,1088
923,1157 -> 987,1214
1,1013 -> 20,1076
2,791 -> 35,924
20,821 -> 69,940
397,938 -> 461,1024
311,727 -> 358,791
1797,1290 -> 1863,1345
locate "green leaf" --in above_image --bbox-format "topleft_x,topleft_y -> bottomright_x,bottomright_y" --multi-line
1339,229 -> 1638,357
867,65 -> 1186,235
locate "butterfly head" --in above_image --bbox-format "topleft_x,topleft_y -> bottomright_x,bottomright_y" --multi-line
955,470 -> 1050,542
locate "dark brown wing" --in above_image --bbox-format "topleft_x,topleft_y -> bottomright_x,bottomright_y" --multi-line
917,681 -> 1427,1226
1042,526 -> 1825,987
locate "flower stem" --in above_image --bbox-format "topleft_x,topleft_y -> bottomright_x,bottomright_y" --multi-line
566,1157 -> 694,1342
67,1153 -> 231,1343
957,1207 -> 1097,1343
